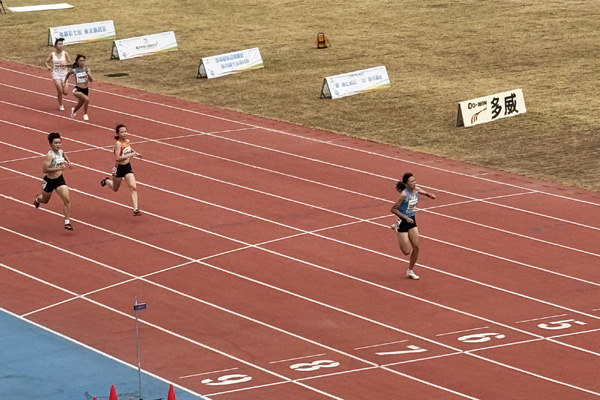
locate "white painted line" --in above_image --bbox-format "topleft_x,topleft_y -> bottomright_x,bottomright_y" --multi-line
435,327 -> 489,337
3,119 -> 600,299
269,353 -> 326,364
0,305 -> 211,399
354,340 -> 408,350
514,314 -> 568,324
2,68 -> 599,210
180,367 -> 239,379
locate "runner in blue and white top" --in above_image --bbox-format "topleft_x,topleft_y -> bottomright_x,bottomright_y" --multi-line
65,54 -> 94,121
390,172 -> 436,280
34,132 -> 74,231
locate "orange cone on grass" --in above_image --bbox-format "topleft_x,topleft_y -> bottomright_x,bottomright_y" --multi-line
109,384 -> 118,400
168,384 -> 177,400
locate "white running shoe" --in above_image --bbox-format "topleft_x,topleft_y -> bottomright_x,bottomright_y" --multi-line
59,105 -> 65,111
407,269 -> 420,280
83,114 -> 89,121
70,108 -> 76,118
390,223 -> 398,232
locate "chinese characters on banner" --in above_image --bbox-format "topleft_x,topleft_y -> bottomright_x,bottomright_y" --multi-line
456,89 -> 526,127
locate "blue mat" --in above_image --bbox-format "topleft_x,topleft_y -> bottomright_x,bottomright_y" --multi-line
0,308 -> 209,400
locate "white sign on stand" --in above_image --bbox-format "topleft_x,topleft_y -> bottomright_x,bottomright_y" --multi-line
456,89 -> 527,127
111,31 -> 178,60
48,20 -> 116,45
320,66 -> 390,99
197,48 -> 264,79
9,3 -> 73,12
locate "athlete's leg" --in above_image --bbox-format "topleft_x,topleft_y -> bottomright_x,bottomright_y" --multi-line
55,185 -> 72,221
407,227 -> 420,271
124,173 -> 139,210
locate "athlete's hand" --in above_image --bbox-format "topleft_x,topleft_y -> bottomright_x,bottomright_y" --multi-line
405,217 -> 414,224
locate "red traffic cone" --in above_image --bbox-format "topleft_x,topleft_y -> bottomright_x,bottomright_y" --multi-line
167,384 -> 176,400
109,384 -> 118,400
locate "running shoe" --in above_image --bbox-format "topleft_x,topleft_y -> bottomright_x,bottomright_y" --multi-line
100,177 -> 109,187
406,269 -> 420,280
71,108 -> 76,118
33,199 -> 39,208
390,223 -> 398,232
64,223 -> 74,231
133,209 -> 142,216
59,105 -> 65,111
83,114 -> 89,121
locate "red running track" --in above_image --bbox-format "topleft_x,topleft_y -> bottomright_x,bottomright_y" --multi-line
1,59 -> 600,400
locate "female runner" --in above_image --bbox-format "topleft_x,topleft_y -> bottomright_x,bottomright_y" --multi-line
34,132 -> 74,230
65,54 -> 93,121
390,172 -> 436,280
44,38 -> 71,110
100,124 -> 143,215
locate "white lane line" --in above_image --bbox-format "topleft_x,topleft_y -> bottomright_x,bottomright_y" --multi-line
2,102 -> 600,259
269,354 -> 327,364
0,255 -> 473,400
1,84 -> 600,228
4,161 -> 600,344
4,153 -> 600,355
0,259 -> 346,400
180,367 -> 239,379
515,314 -> 569,324
2,197 -> 599,398
435,327 -> 489,337
0,306 -> 211,399
1,68 -> 599,211
3,121 -> 600,297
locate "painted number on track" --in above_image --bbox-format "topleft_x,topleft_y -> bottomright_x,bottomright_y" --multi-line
458,333 -> 505,343
538,319 -> 586,330
201,374 -> 252,386
290,360 -> 340,372
376,345 -> 427,356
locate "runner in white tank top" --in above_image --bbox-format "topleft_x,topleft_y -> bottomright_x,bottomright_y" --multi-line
44,38 -> 71,111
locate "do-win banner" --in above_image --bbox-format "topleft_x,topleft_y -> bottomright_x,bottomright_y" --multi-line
198,48 -> 264,79
321,66 -> 390,99
111,31 -> 178,60
456,89 -> 527,127
48,20 -> 116,45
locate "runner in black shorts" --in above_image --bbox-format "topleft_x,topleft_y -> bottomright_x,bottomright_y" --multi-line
100,124 -> 143,215
34,132 -> 74,230
390,172 -> 436,280
65,54 -> 93,121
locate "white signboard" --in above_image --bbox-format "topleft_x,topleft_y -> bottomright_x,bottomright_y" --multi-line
197,48 -> 264,79
111,31 -> 178,60
9,3 -> 73,12
457,89 -> 526,127
320,66 -> 391,99
48,20 -> 116,46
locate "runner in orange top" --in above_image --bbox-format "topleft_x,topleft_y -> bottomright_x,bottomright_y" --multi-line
100,124 -> 143,216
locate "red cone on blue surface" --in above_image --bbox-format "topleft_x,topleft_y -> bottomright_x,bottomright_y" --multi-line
168,384 -> 177,400
109,384 -> 118,400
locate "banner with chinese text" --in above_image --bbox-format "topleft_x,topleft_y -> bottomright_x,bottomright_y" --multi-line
48,20 -> 116,46
320,66 -> 390,99
111,31 -> 178,60
197,48 -> 264,79
456,89 -> 526,127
